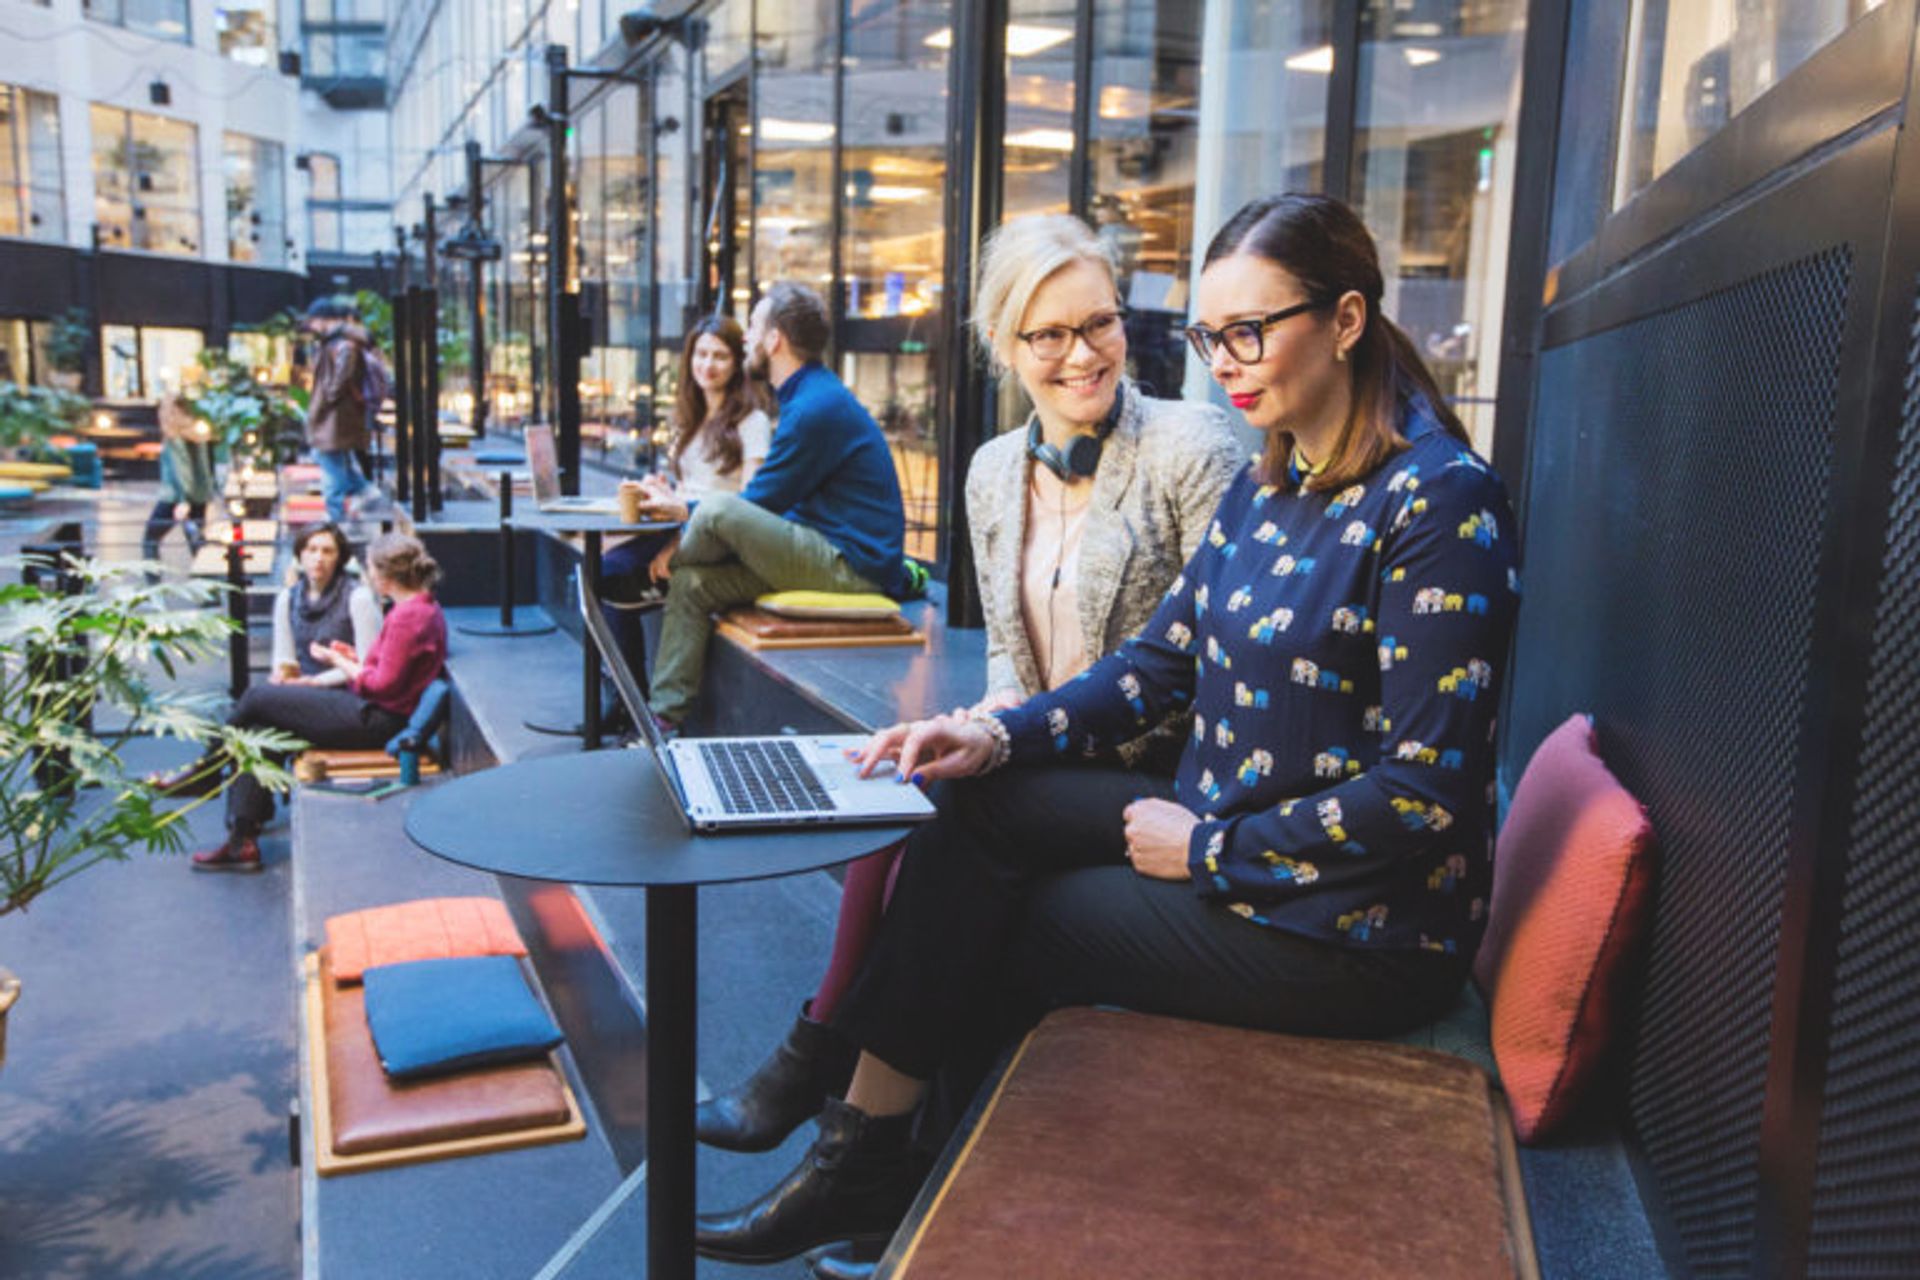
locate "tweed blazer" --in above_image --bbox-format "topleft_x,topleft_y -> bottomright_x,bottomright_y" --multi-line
965,378 -> 1246,719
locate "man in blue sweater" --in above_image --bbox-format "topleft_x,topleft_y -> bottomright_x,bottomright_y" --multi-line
647,283 -> 909,728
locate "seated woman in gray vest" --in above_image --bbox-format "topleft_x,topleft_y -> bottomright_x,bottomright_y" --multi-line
694,212 -> 1245,1157
269,523 -> 383,687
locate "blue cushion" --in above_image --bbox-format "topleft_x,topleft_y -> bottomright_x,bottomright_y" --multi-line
361,955 -> 563,1079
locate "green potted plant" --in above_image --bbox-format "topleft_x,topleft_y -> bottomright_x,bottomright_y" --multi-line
0,382 -> 88,461
42,309 -> 92,392
0,554 -> 303,1069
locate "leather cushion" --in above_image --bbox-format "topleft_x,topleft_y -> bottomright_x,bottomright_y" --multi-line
896,1007 -> 1527,1279
326,897 -> 526,984
1473,713 -> 1655,1142
718,606 -> 916,640
320,951 -> 570,1154
361,956 -> 562,1079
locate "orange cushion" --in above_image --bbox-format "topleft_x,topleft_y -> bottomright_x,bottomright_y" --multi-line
1473,714 -> 1655,1142
325,897 -> 528,985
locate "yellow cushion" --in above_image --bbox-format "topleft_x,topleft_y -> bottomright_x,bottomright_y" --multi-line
0,461 -> 73,480
755,590 -> 902,621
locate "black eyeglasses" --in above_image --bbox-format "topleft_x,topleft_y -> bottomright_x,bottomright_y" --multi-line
1016,307 -> 1129,362
1183,299 -> 1331,365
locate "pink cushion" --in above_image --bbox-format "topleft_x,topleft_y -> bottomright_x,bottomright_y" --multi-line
1474,714 -> 1655,1142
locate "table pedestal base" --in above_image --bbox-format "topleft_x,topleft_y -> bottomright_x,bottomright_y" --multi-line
648,883 -> 697,1280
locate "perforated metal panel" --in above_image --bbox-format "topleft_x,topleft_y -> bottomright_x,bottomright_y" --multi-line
1806,281 -> 1920,1277
1512,248 -> 1851,1276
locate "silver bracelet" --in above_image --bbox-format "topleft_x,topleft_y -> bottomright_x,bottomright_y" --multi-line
967,706 -> 1014,773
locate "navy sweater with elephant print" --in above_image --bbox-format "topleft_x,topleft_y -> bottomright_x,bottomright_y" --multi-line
996,398 -> 1520,956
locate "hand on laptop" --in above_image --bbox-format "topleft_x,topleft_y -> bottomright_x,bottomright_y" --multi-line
854,716 -> 996,785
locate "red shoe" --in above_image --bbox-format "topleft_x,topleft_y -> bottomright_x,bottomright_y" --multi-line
191,836 -> 262,873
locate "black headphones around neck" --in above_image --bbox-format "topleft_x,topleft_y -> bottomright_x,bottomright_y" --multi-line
1026,385 -> 1126,482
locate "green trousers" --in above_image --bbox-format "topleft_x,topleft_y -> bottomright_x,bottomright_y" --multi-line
650,493 -> 879,722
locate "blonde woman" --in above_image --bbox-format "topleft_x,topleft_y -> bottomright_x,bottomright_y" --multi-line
694,214 -> 1244,1159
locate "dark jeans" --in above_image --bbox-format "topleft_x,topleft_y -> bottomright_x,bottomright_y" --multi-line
224,683 -> 404,837
598,530 -> 675,687
834,766 -> 1468,1083
142,499 -> 206,560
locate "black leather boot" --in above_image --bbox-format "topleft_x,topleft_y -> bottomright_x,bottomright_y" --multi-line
694,1098 -> 926,1264
807,1240 -> 883,1280
697,1004 -> 857,1153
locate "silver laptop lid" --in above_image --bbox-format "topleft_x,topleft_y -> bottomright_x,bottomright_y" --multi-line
524,424 -> 561,506
576,567 -> 691,828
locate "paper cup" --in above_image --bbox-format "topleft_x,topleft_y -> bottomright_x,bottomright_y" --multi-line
617,483 -> 644,524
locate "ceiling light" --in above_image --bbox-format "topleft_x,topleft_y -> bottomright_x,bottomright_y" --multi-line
1285,45 -> 1334,74
759,118 -> 835,143
1004,127 -> 1075,152
924,23 -> 1071,57
867,185 -> 929,202
1403,47 -> 1441,67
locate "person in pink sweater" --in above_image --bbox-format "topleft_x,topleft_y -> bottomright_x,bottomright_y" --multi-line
173,533 -> 447,872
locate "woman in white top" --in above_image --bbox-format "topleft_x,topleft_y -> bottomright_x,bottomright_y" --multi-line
599,314 -> 773,677
694,214 -> 1245,1171
269,522 -> 382,688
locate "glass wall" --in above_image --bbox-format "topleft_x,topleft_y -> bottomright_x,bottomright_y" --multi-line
1002,0 -> 1077,220
224,134 -> 287,266
101,324 -> 205,399
575,84 -> 649,464
1613,0 -> 1856,207
652,42 -> 694,437
1088,2 -> 1205,399
0,86 -> 64,244
0,318 -> 54,385
754,0 -> 837,305
1354,0 -> 1527,450
91,106 -> 202,257
838,0 -> 951,561
83,0 -> 190,43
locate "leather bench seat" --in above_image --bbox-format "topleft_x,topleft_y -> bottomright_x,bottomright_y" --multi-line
882,1006 -> 1535,1280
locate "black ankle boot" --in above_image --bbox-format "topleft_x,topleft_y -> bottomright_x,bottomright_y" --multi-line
694,1098 -> 927,1264
807,1240 -> 883,1280
697,1004 -> 857,1153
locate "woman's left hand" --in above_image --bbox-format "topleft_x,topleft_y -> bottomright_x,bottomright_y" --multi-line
1122,798 -> 1200,881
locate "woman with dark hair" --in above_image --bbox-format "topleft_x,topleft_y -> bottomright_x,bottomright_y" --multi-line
693,192 -> 1521,1267
269,523 -> 382,688
162,533 -> 448,873
595,315 -> 773,684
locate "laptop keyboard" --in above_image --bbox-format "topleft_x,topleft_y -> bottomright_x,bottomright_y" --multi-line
700,740 -> 839,816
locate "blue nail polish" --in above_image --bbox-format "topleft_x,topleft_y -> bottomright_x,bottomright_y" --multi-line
895,771 -> 906,784
911,772 -> 926,786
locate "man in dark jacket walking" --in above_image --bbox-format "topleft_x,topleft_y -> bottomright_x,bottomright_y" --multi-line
305,297 -> 376,522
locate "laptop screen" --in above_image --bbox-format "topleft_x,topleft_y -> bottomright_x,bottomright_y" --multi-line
524,424 -> 561,505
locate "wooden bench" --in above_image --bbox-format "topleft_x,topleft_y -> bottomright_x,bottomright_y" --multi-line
296,678 -> 452,787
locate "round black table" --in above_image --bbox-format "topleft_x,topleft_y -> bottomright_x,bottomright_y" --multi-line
405,749 -> 912,1280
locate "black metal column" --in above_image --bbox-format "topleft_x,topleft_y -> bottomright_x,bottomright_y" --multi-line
422,195 -> 444,514
466,141 -> 491,442
1323,0 -> 1363,203
391,288 -> 412,508
934,0 -> 1007,628
548,44 -> 583,496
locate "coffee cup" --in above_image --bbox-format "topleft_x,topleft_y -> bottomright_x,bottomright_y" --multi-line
617,481 -> 644,524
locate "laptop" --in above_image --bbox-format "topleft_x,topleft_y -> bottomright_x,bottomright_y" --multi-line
525,423 -> 623,515
580,580 -> 938,833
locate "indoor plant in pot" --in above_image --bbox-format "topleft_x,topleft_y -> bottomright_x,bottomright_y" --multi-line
0,554 -> 303,1070
42,309 -> 92,392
